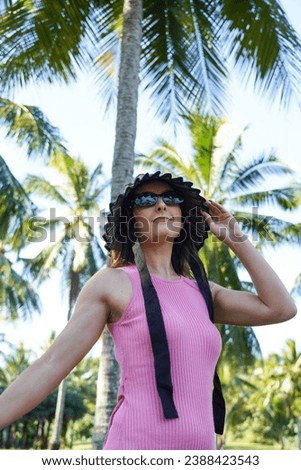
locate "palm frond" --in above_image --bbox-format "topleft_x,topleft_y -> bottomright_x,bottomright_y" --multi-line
219,129 -> 245,183
0,156 -> 36,244
0,1 -> 14,13
49,154 -> 105,208
230,185 -> 301,211
23,156 -> 108,300
137,141 -> 190,171
88,179 -> 111,204
184,112 -> 223,188
184,0 -> 230,113
227,154 -> 295,194
220,323 -> 262,369
291,273 -> 301,297
234,211 -> 301,246
204,239 -> 243,289
87,0 -> 123,112
0,254 -> 41,321
0,0 -> 100,91
141,0 -> 229,122
219,0 -> 301,108
48,151 -> 75,174
24,175 -> 68,205
0,98 -> 69,159
65,158 -> 90,204
89,162 -> 103,183
93,32 -> 119,114
24,234 -> 67,284
135,147 -> 208,197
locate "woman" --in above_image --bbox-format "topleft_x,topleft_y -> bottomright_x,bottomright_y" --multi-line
0,171 -> 297,449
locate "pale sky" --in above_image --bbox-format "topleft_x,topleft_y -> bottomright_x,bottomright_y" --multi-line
1,0 -> 301,360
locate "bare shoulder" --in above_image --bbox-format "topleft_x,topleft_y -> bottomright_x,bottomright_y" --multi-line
83,266 -> 133,323
87,266 -> 131,296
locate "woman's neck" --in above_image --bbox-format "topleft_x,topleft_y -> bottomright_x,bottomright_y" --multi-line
141,244 -> 178,279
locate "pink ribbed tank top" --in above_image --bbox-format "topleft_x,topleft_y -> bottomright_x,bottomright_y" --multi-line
103,265 -> 222,450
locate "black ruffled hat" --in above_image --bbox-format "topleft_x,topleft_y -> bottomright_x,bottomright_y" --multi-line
103,171 -> 209,259
103,171 -> 225,435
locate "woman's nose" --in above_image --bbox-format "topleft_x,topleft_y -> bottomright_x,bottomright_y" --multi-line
156,197 -> 167,210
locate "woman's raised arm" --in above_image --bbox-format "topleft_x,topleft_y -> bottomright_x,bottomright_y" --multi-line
202,200 -> 297,326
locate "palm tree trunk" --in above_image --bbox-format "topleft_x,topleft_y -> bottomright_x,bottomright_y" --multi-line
111,0 -> 143,199
49,378 -> 68,450
92,333 -> 120,449
92,0 -> 143,449
297,417 -> 301,450
49,274 -> 79,450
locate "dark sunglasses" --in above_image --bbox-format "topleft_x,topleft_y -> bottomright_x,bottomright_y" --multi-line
131,191 -> 184,207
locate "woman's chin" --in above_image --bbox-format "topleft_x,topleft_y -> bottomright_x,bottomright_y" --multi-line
136,229 -> 181,245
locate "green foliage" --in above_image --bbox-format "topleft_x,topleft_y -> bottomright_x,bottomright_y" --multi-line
0,156 -> 36,248
0,90 -> 74,321
23,153 -> 108,314
0,0 -> 100,87
225,340 -> 301,449
1,1 -> 301,121
219,0 -> 301,107
0,253 -> 41,320
0,98 -> 69,159
0,86 -> 108,445
0,337 -> 99,449
2,337 -> 297,450
0,157 -> 41,320
20,153 -> 108,447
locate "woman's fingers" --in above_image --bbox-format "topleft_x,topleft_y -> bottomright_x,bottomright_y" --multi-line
203,201 -> 227,219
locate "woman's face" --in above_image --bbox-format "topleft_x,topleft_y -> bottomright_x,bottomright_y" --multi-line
131,181 -> 183,245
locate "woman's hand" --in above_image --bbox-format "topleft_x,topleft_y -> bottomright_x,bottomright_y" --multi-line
201,200 -> 247,246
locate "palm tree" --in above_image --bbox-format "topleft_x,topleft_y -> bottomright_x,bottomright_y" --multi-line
2,1 -> 301,190
0,92 -> 108,446
0,94 -> 74,319
136,112 -> 301,372
0,156 -> 41,320
2,0 -> 301,447
1,1 -> 301,120
23,154 -> 108,449
2,1 -> 301,195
